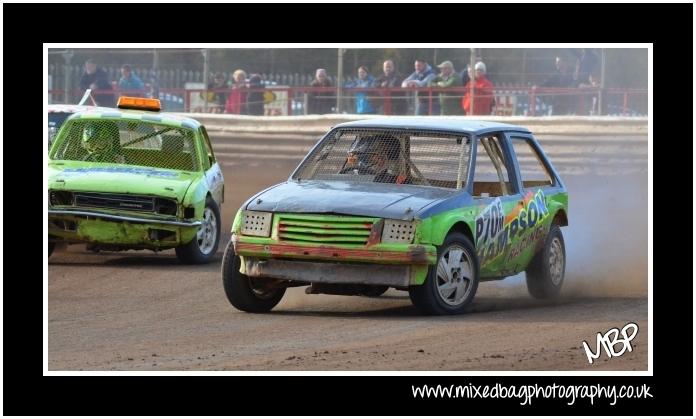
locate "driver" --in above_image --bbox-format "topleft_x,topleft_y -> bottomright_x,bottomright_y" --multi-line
81,121 -> 125,163
342,134 -> 407,184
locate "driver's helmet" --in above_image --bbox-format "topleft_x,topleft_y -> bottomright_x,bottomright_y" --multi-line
81,121 -> 119,155
346,134 -> 400,173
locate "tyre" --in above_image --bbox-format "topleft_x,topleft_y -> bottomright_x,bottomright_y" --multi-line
408,232 -> 479,315
175,196 -> 221,264
525,225 -> 566,299
48,242 -> 55,258
221,241 -> 286,313
362,285 -> 389,297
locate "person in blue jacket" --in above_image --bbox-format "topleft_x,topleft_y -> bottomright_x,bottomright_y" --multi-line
345,66 -> 376,114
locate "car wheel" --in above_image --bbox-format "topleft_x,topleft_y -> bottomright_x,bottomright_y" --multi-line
362,285 -> 389,297
221,241 -> 286,313
408,232 -> 479,315
175,196 -> 221,264
525,225 -> 565,299
48,242 -> 55,258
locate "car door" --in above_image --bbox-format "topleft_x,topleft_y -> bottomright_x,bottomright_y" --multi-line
200,126 -> 224,205
469,132 -> 523,278
502,132 -> 562,272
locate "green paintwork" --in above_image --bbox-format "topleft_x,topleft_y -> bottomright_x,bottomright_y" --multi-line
48,109 -> 220,250
231,186 -> 567,286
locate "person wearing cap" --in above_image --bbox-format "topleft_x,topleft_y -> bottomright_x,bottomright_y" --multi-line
428,60 -> 463,115
462,61 -> 495,115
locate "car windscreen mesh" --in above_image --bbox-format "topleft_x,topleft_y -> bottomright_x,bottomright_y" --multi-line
50,119 -> 200,172
293,128 -> 471,189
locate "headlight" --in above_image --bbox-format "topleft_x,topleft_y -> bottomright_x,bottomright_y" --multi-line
381,219 -> 415,244
49,190 -> 74,206
241,211 -> 273,237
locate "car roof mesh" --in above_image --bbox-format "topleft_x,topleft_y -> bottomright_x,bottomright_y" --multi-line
293,128 -> 471,189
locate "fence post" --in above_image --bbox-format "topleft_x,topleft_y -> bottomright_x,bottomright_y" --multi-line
337,48 -> 344,113
384,89 -> 392,115
202,49 -> 209,113
287,87 -> 293,115
469,48 -> 476,115
623,92 -> 628,115
428,88 -> 433,115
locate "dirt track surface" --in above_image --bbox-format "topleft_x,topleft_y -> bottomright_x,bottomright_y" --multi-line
48,134 -> 649,371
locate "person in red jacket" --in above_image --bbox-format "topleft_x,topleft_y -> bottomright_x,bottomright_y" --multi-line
225,69 -> 248,114
462,61 -> 494,115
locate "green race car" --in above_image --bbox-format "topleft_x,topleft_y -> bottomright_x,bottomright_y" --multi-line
48,97 -> 224,264
222,118 -> 568,315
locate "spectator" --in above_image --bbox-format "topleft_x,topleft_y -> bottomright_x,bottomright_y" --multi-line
373,60 -> 407,115
79,58 -> 114,107
225,69 -> 247,114
202,72 -> 228,113
577,72 -> 601,115
345,66 -> 376,114
401,58 -> 437,115
460,64 -> 471,87
307,68 -> 334,114
428,60 -> 463,116
571,48 -> 598,86
118,64 -> 145,96
462,61 -> 494,116
246,74 -> 265,116
538,56 -> 575,115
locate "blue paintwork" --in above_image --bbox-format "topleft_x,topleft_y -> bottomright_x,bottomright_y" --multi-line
59,167 -> 180,178
334,117 -> 531,136
245,180 -> 456,220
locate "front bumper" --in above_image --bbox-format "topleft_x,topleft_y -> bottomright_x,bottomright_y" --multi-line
48,209 -> 201,227
232,235 -> 436,264
232,234 -> 437,285
48,209 -> 199,248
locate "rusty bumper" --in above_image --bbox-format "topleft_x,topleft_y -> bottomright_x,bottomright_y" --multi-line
232,237 -> 436,265
232,235 -> 437,286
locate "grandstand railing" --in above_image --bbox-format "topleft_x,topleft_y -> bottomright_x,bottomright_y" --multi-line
48,86 -> 648,117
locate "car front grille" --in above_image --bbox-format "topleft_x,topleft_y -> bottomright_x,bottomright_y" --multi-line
67,192 -> 177,215
276,214 -> 378,246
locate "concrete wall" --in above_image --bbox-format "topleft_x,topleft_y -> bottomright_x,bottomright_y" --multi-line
176,114 -> 648,139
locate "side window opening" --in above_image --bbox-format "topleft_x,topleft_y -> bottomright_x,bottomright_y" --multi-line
200,126 -> 216,168
510,137 -> 554,189
472,134 -> 514,197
